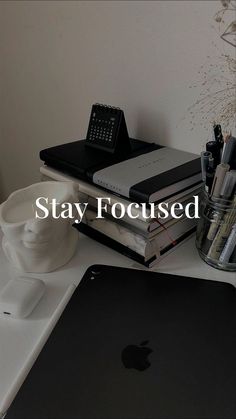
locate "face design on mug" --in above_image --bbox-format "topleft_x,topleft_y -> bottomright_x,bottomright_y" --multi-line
0,182 -> 78,273
1,215 -> 70,252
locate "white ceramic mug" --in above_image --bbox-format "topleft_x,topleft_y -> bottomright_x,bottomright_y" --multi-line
0,181 -> 79,273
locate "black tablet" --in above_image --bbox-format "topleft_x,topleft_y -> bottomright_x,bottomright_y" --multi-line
8,265 -> 236,419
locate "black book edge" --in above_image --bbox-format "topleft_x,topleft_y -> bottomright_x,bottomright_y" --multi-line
129,158 -> 201,203
75,223 -> 154,267
75,223 -> 196,268
40,139 -> 159,182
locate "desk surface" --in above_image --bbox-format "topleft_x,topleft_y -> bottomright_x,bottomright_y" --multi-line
0,230 -> 235,417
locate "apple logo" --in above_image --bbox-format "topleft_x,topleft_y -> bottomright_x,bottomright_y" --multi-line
121,340 -> 153,371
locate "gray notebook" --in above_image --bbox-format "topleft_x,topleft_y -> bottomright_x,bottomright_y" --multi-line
93,147 -> 201,202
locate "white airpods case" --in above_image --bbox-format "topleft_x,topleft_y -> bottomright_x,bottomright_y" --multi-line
0,277 -> 45,319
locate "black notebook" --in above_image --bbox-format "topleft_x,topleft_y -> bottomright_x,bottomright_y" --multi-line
8,265 -> 236,419
40,139 -> 201,203
40,138 -> 158,182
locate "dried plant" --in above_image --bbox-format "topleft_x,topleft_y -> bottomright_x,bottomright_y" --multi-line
187,0 -> 236,132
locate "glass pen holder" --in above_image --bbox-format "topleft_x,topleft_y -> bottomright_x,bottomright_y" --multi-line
196,191 -> 236,271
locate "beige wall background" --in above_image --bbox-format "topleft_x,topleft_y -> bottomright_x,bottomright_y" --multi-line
0,1 -> 221,201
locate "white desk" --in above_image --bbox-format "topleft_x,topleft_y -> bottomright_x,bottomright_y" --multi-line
0,230 -> 235,417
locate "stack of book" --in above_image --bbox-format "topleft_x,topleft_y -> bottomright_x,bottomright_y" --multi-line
40,146 -> 202,267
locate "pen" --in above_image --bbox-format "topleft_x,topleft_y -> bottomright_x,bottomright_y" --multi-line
219,223 -> 236,264
211,163 -> 230,198
206,141 -> 221,167
201,151 -> 212,182
207,194 -> 236,260
206,164 -> 231,240
207,208 -> 223,241
205,157 -> 215,195
206,172 -> 225,239
220,170 -> 236,200
221,136 -> 236,168
213,123 -> 224,145
228,242 -> 236,263
221,131 -> 232,166
223,131 -> 232,143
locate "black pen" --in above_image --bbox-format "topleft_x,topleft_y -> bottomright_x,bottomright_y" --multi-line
206,140 -> 221,167
205,157 -> 215,195
201,151 -> 211,182
213,123 -> 224,145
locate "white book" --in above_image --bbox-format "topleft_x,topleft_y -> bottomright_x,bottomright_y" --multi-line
85,194 -> 198,238
82,209 -> 197,260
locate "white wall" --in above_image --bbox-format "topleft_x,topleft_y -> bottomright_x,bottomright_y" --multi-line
0,1 -> 224,200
